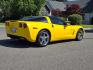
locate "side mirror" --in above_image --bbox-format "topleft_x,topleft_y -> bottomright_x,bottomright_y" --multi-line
64,21 -> 71,25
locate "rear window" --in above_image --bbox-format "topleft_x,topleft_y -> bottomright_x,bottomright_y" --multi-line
20,17 -> 48,23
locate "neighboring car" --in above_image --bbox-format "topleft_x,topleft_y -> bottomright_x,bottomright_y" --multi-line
5,16 -> 84,47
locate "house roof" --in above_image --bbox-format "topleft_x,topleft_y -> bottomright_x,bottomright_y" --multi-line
46,1 -> 66,11
83,0 -> 93,13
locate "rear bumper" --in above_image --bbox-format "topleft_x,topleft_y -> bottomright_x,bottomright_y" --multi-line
7,34 -> 26,40
7,33 -> 36,43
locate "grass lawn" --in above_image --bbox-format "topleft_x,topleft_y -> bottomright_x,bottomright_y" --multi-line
82,25 -> 93,28
0,23 -> 5,27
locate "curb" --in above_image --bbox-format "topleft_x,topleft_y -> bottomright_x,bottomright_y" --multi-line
84,28 -> 93,33
84,28 -> 93,30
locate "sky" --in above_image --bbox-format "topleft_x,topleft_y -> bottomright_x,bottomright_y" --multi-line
67,0 -> 77,1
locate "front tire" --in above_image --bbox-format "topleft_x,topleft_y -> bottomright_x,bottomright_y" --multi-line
76,29 -> 84,41
36,30 -> 50,47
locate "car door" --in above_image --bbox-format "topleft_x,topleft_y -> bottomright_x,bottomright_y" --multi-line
49,16 -> 66,40
63,24 -> 75,39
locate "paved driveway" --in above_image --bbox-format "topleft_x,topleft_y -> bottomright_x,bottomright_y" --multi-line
0,28 -> 93,70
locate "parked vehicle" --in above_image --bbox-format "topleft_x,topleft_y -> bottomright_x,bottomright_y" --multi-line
5,16 -> 84,47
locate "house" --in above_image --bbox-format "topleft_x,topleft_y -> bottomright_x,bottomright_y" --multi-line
40,0 -> 93,24
54,0 -> 93,24
63,0 -> 93,24
39,0 -> 66,16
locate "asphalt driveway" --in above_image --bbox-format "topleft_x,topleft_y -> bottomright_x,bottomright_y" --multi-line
0,28 -> 93,70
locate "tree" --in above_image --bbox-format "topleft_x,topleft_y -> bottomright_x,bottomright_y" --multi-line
34,0 -> 46,15
52,9 -> 62,16
66,4 -> 81,16
0,0 -> 12,21
0,0 -> 45,21
10,0 -> 37,19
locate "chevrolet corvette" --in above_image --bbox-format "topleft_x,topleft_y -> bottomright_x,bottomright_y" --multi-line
5,16 -> 84,46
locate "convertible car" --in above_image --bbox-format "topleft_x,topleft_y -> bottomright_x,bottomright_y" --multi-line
5,16 -> 84,46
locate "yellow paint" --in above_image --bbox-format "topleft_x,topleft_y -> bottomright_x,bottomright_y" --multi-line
5,16 -> 83,43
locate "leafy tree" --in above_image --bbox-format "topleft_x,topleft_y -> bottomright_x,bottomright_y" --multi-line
0,0 -> 12,21
66,4 -> 81,16
0,0 -> 45,21
34,0 -> 46,15
52,9 -> 62,16
10,0 -> 37,19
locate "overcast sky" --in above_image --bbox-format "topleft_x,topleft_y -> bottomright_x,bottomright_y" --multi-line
67,0 -> 77,1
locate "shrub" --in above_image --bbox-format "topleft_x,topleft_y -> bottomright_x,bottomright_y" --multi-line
68,14 -> 83,25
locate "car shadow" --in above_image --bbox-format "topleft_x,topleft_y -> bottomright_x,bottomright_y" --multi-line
0,39 -> 41,48
0,39 -> 75,48
49,39 -> 75,45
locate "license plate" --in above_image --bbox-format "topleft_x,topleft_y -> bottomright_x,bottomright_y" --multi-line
12,28 -> 16,32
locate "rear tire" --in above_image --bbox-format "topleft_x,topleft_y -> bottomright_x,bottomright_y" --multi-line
10,37 -> 17,39
76,29 -> 84,41
36,30 -> 50,47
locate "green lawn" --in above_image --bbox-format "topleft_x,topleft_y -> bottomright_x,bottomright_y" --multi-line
82,25 -> 93,28
0,23 -> 5,27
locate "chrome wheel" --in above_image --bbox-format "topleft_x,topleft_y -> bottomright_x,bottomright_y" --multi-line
77,32 -> 83,40
37,30 -> 50,47
76,30 -> 84,41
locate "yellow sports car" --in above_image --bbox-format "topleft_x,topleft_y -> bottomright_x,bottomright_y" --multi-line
5,16 -> 84,46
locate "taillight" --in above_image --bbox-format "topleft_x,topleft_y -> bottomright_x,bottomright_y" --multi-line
19,23 -> 27,28
19,23 -> 22,28
23,23 -> 27,28
6,22 -> 9,26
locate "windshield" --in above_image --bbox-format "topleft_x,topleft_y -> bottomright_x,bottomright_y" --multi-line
20,16 -> 39,21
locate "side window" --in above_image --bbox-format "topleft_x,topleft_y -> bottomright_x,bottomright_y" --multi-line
49,16 -> 64,25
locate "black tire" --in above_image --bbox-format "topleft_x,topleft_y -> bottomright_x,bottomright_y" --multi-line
36,30 -> 50,47
10,37 -> 17,39
76,29 -> 84,41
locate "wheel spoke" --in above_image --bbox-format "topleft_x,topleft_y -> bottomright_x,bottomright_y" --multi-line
78,32 -> 83,40
39,31 -> 49,45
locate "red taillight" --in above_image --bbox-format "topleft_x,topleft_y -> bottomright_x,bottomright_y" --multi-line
6,22 -> 9,26
19,23 -> 22,28
19,23 -> 27,28
23,23 -> 27,28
